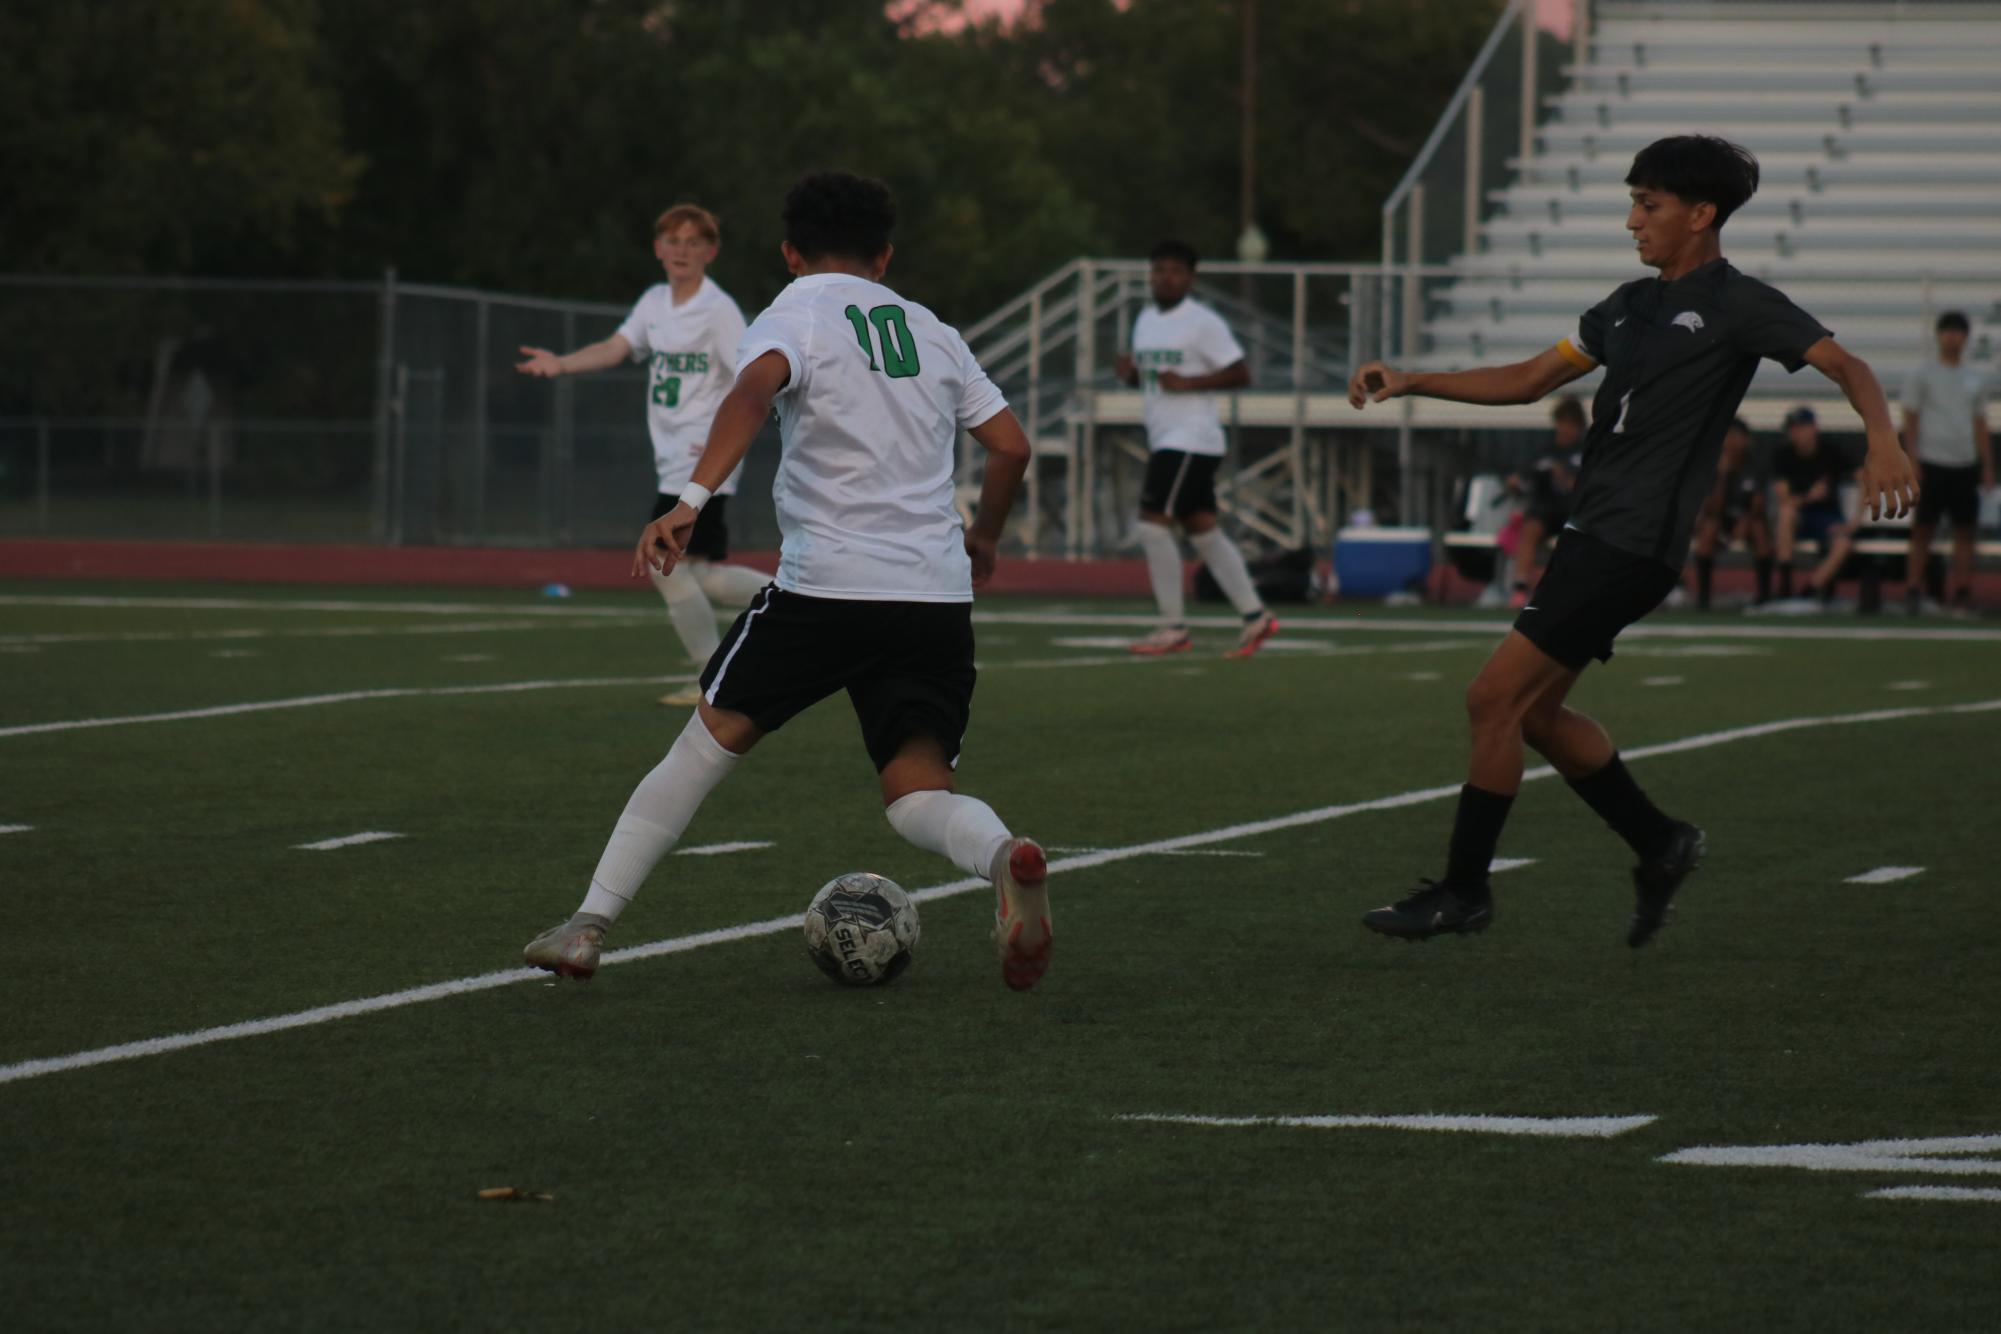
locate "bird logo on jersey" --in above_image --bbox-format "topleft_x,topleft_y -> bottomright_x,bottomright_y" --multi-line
1672,311 -> 1705,333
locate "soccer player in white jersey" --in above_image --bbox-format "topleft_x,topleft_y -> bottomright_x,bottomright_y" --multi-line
523,172 -> 1053,992
1115,239 -> 1278,657
517,204 -> 772,706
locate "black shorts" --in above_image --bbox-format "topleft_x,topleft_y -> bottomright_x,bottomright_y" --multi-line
698,588 -> 976,772
1514,530 -> 1681,670
1915,462 -> 1980,529
1140,450 -> 1222,520
652,492 -> 730,561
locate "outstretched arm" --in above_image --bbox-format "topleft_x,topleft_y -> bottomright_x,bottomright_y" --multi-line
632,351 -> 789,577
517,334 -> 633,379
1803,337 -> 1918,520
1347,344 -> 1587,409
962,409 -> 1032,588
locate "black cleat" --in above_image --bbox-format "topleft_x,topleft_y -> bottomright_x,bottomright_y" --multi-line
1629,822 -> 1704,948
1362,880 -> 1493,941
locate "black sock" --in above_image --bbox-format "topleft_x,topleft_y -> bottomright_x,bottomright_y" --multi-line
1567,754 -> 1676,859
1695,556 -> 1714,609
1754,557 -> 1773,604
1444,784 -> 1514,892
1778,565 -> 1794,597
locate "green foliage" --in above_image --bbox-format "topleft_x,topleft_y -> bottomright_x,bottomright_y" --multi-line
2,0 -> 1506,320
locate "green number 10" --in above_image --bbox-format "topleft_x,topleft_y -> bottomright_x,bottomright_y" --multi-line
843,304 -> 921,379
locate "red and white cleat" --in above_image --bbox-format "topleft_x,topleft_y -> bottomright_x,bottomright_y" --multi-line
1223,611 -> 1279,659
990,837 -> 1052,992
1128,626 -> 1193,656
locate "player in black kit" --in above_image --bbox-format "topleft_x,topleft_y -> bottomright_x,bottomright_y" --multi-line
1346,136 -> 1916,947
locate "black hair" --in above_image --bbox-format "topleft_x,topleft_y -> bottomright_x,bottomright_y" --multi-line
1149,239 -> 1199,269
1937,310 -> 1970,334
783,171 -> 896,262
1624,135 -> 1761,228
1727,416 -> 1751,436
1551,395 -> 1586,426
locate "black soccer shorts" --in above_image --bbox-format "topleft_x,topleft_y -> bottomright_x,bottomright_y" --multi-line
652,491 -> 732,561
1915,462 -> 1980,529
1513,529 -> 1681,670
698,587 -> 977,772
1139,449 -> 1222,520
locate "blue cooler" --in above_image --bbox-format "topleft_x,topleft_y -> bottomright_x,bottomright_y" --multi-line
1333,527 -> 1433,598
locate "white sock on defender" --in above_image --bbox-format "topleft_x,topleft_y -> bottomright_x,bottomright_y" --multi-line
691,560 -> 772,606
1190,528 -> 1264,617
650,563 -> 721,663
885,790 -> 1012,881
1135,522 -> 1186,625
578,713 -> 741,920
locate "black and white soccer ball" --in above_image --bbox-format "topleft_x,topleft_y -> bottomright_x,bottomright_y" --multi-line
803,872 -> 920,986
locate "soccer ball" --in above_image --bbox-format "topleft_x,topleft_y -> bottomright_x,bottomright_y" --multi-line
803,872 -> 920,986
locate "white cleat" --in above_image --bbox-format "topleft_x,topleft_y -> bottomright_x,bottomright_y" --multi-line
990,838 -> 1052,992
522,912 -> 611,981
1129,626 -> 1193,656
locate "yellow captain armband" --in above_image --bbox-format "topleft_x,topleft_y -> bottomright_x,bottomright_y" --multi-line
1556,338 -> 1597,371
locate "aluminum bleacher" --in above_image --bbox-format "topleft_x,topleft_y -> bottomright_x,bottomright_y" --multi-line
1412,0 -> 2001,428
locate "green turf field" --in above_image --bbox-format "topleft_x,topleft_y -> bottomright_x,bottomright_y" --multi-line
2,581 -> 1997,1332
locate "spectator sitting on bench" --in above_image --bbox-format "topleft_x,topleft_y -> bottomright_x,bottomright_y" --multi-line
1504,394 -> 1584,610
1690,416 -> 1773,609
1772,405 -> 1856,603
1900,310 -> 1994,616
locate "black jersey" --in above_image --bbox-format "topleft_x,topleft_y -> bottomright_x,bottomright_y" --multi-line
1772,441 -> 1851,509
1555,259 -> 1830,568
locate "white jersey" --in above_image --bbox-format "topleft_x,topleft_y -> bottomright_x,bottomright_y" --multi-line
734,272 -> 1008,602
1131,297 -> 1247,457
617,278 -> 748,494
1901,358 -> 1990,468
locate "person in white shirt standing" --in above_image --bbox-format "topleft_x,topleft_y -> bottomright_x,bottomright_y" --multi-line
517,204 -> 773,705
523,172 -> 1053,993
1115,239 -> 1278,657
1901,310 -> 1994,614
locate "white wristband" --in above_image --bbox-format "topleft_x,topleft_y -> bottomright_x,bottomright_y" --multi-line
679,482 -> 712,512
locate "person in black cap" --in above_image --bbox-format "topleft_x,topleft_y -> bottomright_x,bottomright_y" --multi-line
1346,134 -> 1915,949
1689,416 -> 1773,608
1771,404 -> 1856,601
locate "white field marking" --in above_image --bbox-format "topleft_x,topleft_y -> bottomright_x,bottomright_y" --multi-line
208,649 -> 261,659
0,674 -> 692,741
0,644 -> 41,653
1886,680 -> 1932,691
6,696 -> 2001,1090
443,653 -> 495,663
1115,1113 -> 1657,1139
1489,857 -> 1537,873
295,832 -> 404,852
1045,846 -> 1265,859
1661,1134 -> 2001,1177
1867,1186 -> 2001,1203
1639,675 -> 1685,687
673,840 -> 775,857
0,595 -> 649,619
1845,865 -> 1925,885
0,619 -> 642,648
1401,670 -> 1442,681
0,824 -> 33,835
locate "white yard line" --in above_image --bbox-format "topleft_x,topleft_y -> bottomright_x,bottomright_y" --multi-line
1489,857 -> 1537,873
0,824 -> 32,835
295,832 -> 404,852
674,841 -> 775,857
1115,1113 -> 1657,1138
1845,866 -> 1925,885
1866,1186 -> 2001,1203
1661,1134 -> 2001,1177
1046,846 -> 1265,859
1639,676 -> 1685,687
1886,680 -> 1932,691
0,619 -> 629,648
3,695 -> 1997,1090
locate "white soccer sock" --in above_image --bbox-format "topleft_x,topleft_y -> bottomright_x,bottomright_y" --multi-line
578,713 -> 741,920
1190,528 -> 1265,617
650,563 -> 721,664
1135,522 -> 1187,626
692,560 -> 772,606
885,789 -> 1013,881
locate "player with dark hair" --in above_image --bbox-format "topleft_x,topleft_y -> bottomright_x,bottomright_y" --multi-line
1901,310 -> 1994,614
1115,240 -> 1278,658
524,172 -> 1055,991
1689,416 -> 1773,608
1347,135 -> 1915,947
